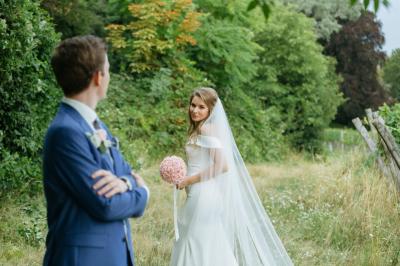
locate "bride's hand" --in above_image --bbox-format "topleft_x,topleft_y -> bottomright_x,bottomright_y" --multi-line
176,177 -> 189,190
176,174 -> 201,189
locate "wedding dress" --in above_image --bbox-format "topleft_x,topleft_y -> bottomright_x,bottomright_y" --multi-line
170,99 -> 293,266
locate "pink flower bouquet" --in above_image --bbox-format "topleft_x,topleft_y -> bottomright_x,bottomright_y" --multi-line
160,156 -> 186,185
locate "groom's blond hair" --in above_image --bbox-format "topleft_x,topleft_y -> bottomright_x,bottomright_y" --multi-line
188,87 -> 218,137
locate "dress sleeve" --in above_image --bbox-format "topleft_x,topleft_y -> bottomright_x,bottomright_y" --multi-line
193,135 -> 222,149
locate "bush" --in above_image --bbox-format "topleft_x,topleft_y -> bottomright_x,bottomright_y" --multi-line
0,150 -> 42,199
190,17 -> 261,91
383,48 -> 400,100
379,103 -> 400,145
41,0 -> 106,39
103,1 -> 285,163
253,5 -> 343,151
106,0 -> 202,75
0,0 -> 60,196
98,73 -> 284,166
224,87 -> 285,161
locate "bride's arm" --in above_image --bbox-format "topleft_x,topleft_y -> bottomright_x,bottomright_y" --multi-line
178,148 -> 228,188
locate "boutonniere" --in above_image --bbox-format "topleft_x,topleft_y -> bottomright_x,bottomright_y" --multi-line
86,130 -> 119,153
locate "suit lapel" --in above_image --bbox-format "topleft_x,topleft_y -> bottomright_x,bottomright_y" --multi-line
60,103 -> 115,171
98,120 -> 119,173
109,146 -> 118,173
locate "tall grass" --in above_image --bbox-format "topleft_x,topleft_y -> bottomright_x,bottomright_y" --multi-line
251,149 -> 400,265
1,148 -> 399,265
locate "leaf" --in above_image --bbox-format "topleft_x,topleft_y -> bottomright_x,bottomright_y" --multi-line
261,2 -> 272,19
349,0 -> 358,5
247,0 -> 258,11
246,0 -> 272,19
363,0 -> 370,9
374,0 -> 379,11
383,0 -> 390,7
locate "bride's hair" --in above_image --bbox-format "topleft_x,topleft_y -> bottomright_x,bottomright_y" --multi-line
188,87 -> 218,137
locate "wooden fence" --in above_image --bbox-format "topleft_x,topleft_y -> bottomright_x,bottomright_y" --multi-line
352,108 -> 400,194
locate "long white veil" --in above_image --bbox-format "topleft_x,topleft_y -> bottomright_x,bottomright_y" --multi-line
183,98 -> 293,265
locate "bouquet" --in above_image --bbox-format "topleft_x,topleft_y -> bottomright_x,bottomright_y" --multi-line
159,156 -> 186,185
160,155 -> 187,240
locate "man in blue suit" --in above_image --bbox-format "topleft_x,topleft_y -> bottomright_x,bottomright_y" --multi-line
42,35 -> 149,266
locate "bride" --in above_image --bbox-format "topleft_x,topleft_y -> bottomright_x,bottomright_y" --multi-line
170,87 -> 293,266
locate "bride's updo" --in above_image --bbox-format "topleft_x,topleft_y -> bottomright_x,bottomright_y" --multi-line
188,87 -> 218,137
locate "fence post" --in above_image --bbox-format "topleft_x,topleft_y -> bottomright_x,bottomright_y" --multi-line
352,117 -> 391,182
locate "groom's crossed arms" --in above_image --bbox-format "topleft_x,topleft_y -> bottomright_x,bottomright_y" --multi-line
45,125 -> 148,221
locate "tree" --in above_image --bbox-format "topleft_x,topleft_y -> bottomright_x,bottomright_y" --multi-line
104,0 -> 284,161
248,0 -> 390,20
0,0 -> 60,195
41,0 -> 107,39
253,5 -> 342,151
350,0 -> 390,11
106,0 -> 202,75
186,0 -> 263,94
281,0 -> 362,41
0,0 -> 59,156
383,48 -> 400,99
325,11 -> 389,124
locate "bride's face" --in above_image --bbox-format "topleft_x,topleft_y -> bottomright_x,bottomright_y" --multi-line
190,96 -> 209,122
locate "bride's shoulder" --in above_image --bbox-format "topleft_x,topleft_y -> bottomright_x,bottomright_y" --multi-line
187,134 -> 222,149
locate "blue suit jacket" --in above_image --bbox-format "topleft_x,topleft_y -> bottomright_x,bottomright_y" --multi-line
42,103 -> 148,266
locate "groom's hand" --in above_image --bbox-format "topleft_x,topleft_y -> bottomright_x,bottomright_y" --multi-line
131,171 -> 146,187
92,170 -> 128,198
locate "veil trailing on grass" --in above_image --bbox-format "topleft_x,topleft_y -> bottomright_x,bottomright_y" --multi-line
185,98 -> 293,265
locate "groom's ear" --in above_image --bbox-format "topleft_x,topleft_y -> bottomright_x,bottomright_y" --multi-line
92,70 -> 102,87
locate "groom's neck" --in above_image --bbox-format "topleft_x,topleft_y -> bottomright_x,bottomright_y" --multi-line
67,86 -> 99,111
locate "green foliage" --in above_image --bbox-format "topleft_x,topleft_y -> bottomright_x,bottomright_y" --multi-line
191,17 -> 262,91
325,11 -> 388,124
253,5 -> 342,151
41,0 -> 107,39
0,0 -> 60,155
0,150 -> 42,198
106,0 -> 202,75
0,0 -> 60,197
97,70 -> 206,166
102,0 -> 284,163
379,103 -> 400,145
351,0 -> 391,12
247,0 -> 273,19
107,0 -> 140,24
322,128 -> 362,146
281,0 -> 362,41
194,0 -> 253,24
383,48 -> 400,99
225,87 -> 286,161
17,204 -> 46,247
98,73 -> 283,166
190,0 -> 263,92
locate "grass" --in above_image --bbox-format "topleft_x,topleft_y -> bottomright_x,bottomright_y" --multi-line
322,128 -> 363,146
1,148 -> 400,265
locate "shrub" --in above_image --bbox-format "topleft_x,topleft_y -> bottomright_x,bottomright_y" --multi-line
379,103 -> 400,145
0,0 -> 60,196
383,48 -> 400,100
106,0 -> 202,75
253,5 -> 343,151
98,73 -> 284,166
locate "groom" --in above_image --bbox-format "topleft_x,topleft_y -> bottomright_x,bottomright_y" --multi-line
42,35 -> 149,266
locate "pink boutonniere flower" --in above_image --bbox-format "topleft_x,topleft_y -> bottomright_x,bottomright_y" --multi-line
97,129 -> 107,142
86,129 -> 115,153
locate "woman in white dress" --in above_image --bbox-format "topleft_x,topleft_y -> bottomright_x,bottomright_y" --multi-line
170,87 -> 293,266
